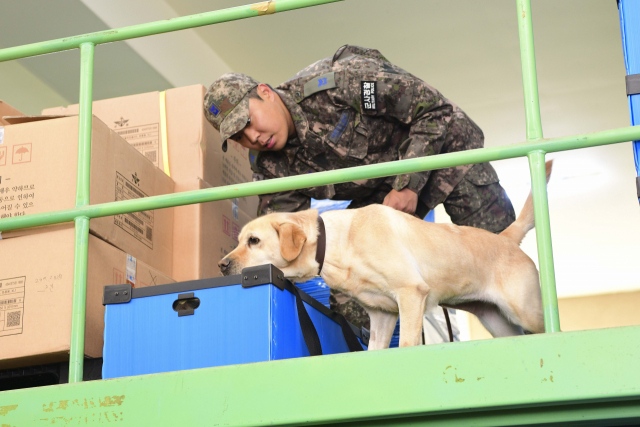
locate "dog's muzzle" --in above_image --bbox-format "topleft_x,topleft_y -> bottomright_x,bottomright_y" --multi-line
218,257 -> 242,276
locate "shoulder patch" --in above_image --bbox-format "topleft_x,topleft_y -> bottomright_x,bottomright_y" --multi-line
303,72 -> 336,98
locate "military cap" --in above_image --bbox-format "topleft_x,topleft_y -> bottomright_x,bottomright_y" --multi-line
204,73 -> 260,145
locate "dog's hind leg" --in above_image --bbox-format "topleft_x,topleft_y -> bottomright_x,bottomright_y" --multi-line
476,304 -> 525,338
366,308 -> 399,350
497,266 -> 545,334
448,301 -> 524,338
397,286 -> 431,347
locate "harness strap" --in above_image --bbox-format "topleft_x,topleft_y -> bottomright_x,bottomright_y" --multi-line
316,215 -> 326,274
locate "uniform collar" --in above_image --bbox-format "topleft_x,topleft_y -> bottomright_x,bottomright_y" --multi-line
274,88 -> 309,143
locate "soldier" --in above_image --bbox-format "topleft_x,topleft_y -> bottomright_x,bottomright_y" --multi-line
204,45 -> 515,330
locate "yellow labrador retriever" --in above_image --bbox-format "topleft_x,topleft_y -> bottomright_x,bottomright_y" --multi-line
219,161 -> 552,349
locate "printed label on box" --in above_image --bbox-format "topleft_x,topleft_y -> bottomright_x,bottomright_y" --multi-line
113,123 -> 160,167
114,172 -> 154,249
0,183 -> 36,219
0,276 -> 26,337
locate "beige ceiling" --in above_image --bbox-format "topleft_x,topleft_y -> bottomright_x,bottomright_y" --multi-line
0,0 -> 638,298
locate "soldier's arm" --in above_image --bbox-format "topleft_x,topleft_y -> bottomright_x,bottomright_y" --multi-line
390,89 -> 452,195
250,149 -> 311,216
338,61 -> 452,195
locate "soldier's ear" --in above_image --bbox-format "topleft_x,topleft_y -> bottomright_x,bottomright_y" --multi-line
257,83 -> 275,102
273,222 -> 307,262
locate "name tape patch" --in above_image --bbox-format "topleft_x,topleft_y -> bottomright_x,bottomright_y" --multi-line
361,81 -> 377,111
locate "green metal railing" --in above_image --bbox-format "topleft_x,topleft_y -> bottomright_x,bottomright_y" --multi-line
0,0 -> 636,386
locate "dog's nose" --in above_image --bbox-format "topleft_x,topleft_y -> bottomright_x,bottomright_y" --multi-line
218,258 -> 230,269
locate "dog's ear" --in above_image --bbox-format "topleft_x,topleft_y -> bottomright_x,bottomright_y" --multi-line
274,222 -> 307,262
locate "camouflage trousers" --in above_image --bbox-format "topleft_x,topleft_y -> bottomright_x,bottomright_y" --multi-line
330,162 -> 516,330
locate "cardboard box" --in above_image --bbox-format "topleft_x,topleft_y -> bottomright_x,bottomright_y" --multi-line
0,115 -> 174,277
0,101 -> 24,126
0,225 -> 174,369
42,85 -> 259,216
173,178 -> 255,282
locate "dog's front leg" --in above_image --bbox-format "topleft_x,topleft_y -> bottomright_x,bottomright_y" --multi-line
366,308 -> 398,351
397,286 -> 430,347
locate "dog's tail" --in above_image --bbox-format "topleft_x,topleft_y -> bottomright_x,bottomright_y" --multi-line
500,160 -> 553,245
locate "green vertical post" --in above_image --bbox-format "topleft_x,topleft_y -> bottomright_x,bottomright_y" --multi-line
69,42 -> 95,383
517,0 -> 559,332
516,0 -> 543,141
528,151 -> 560,332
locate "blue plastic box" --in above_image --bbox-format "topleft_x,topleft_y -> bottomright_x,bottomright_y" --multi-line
102,265 -> 366,379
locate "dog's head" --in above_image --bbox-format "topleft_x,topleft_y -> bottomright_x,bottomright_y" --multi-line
218,209 -> 321,282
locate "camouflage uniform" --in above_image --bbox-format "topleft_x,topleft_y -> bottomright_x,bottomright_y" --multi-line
204,45 -> 515,330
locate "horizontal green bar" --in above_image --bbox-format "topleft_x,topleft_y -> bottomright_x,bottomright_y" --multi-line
1,327 -> 639,426
0,0 -> 343,62
1,124 -> 638,232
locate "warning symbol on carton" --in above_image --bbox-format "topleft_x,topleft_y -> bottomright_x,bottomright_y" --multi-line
0,147 -> 6,166
12,143 -> 32,164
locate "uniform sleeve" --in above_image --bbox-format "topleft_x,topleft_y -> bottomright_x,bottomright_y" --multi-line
257,191 -> 311,216
391,88 -> 452,194
337,61 -> 453,194
251,149 -> 311,216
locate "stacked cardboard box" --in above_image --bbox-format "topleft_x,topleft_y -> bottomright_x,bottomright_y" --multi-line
44,85 -> 259,282
0,101 -> 175,368
0,225 -> 174,369
0,101 -> 24,126
0,114 -> 174,276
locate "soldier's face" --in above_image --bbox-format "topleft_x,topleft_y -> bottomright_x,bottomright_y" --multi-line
232,86 -> 290,152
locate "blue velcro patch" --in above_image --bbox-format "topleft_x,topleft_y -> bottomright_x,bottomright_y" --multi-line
330,111 -> 350,142
209,103 -> 220,116
303,72 -> 336,98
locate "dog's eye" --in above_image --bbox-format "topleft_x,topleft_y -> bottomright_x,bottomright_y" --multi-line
248,237 -> 260,246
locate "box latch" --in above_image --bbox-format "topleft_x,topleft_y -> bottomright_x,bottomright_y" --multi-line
103,284 -> 132,305
173,292 -> 200,317
241,264 -> 287,291
627,74 -> 640,96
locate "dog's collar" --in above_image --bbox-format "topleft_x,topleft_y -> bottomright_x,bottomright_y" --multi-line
316,214 -> 326,275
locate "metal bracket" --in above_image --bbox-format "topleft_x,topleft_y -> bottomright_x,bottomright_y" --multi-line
102,284 -> 132,305
241,264 -> 287,291
626,74 -> 640,96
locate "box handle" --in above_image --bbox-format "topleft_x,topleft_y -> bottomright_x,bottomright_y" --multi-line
172,292 -> 200,317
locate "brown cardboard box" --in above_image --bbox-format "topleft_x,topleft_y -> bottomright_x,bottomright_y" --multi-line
42,85 -> 259,216
0,101 -> 24,126
0,115 -> 174,277
173,178 -> 255,282
0,225 -> 174,369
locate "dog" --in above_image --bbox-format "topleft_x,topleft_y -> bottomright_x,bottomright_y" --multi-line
219,161 -> 552,349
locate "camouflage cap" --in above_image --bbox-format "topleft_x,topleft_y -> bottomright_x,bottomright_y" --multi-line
203,73 -> 260,142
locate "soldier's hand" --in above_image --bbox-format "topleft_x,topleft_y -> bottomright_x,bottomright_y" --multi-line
383,188 -> 418,214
